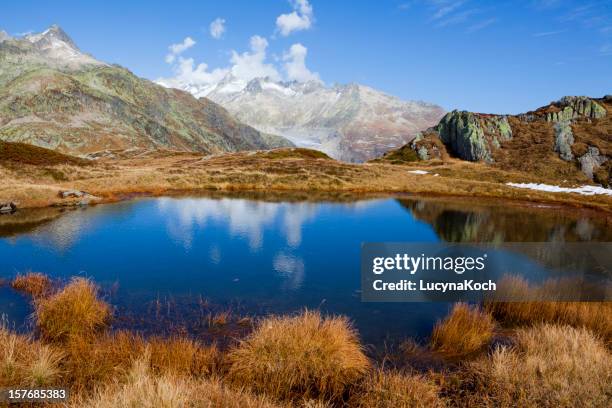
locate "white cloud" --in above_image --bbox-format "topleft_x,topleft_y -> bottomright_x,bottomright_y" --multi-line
165,36 -> 195,63
276,0 -> 314,36
209,18 -> 226,39
283,43 -> 320,83
230,35 -> 281,81
156,57 -> 228,90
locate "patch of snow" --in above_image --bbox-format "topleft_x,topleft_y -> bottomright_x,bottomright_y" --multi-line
261,81 -> 296,96
506,183 -> 612,196
408,170 -> 429,175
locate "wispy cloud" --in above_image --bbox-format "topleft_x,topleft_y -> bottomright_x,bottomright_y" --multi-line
531,0 -> 563,10
436,8 -> 480,27
467,17 -> 497,32
431,0 -> 466,20
533,29 -> 566,37
398,2 -> 412,10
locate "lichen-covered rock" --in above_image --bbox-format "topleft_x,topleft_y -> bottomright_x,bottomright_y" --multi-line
553,121 -> 575,161
578,146 -> 608,180
417,145 -> 430,160
546,96 -> 606,122
434,111 -> 512,162
436,111 -> 490,162
409,131 -> 446,161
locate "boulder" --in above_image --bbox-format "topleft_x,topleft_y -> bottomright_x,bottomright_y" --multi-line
578,146 -> 608,180
59,190 -> 85,198
0,202 -> 17,214
553,121 -> 575,161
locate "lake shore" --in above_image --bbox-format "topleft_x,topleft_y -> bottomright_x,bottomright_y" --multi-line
1,148 -> 611,213
3,273 -> 610,407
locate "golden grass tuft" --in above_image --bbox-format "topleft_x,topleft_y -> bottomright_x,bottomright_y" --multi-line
148,336 -> 219,377
11,272 -> 52,298
35,277 -> 111,341
227,310 -> 370,401
467,324 -> 612,407
348,369 -> 444,408
430,303 -> 495,355
73,354 -> 286,408
61,331 -> 144,391
485,275 -> 612,344
0,326 -> 63,387
26,344 -> 64,387
62,331 -> 219,392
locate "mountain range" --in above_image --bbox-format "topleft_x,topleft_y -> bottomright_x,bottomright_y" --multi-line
158,73 -> 445,162
0,26 -> 291,156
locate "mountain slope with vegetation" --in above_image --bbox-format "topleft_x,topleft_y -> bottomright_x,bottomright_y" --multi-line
0,26 -> 292,156
376,96 -> 612,187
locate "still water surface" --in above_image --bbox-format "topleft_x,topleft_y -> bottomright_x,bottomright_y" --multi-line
1,195 -> 609,344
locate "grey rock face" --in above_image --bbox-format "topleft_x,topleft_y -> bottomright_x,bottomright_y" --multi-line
546,96 -> 606,122
553,121 -> 575,161
578,147 -> 608,180
434,111 -> 512,163
436,111 -> 490,162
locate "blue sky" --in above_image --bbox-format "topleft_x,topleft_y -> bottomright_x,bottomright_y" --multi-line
2,0 -> 611,113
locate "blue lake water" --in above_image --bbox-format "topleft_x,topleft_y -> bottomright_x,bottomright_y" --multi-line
0,195 -> 610,345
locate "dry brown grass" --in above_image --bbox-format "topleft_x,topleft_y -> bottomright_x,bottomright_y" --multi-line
0,326 -> 63,387
0,140 -> 90,166
485,275 -> 612,344
61,331 -> 144,391
11,272 -> 52,298
35,277 -> 111,341
61,331 -> 219,393
1,146 -> 611,213
227,310 -> 370,401
72,354 -> 286,408
465,324 -> 612,407
148,336 -> 219,377
348,369 -> 444,408
430,303 -> 495,356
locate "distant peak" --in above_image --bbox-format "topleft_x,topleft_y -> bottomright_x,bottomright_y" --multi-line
0,30 -> 11,43
26,24 -> 78,49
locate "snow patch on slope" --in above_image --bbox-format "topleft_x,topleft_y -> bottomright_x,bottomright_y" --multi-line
506,183 -> 612,196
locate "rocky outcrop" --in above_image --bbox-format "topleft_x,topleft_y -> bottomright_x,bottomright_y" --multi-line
432,111 -> 512,162
578,147 -> 608,182
380,95 -> 611,187
545,96 -> 606,122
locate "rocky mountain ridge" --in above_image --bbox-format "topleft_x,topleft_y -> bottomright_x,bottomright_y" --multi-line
0,26 -> 291,156
380,96 -> 611,186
